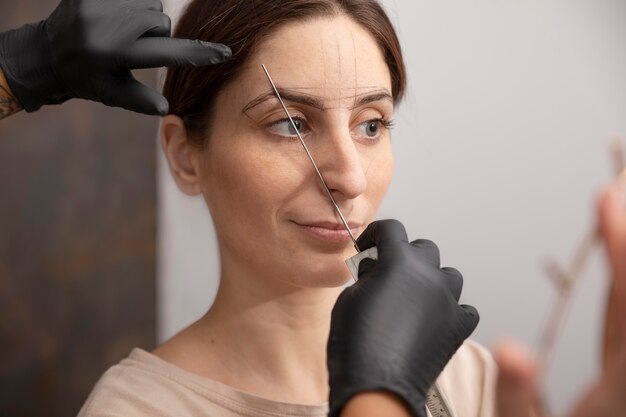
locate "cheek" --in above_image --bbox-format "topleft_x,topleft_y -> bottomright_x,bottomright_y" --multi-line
202,136 -> 306,237
365,142 -> 394,204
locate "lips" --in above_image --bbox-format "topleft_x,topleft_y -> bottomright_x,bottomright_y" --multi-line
293,220 -> 362,243
300,221 -> 361,230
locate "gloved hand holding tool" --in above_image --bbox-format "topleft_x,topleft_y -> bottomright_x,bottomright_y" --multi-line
327,219 -> 480,417
0,0 -> 230,115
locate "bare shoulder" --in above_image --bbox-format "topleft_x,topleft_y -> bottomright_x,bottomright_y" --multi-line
435,340 -> 497,417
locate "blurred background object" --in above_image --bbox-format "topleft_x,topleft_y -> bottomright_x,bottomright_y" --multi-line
0,2 -> 158,416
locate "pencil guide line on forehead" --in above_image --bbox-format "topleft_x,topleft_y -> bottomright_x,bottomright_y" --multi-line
263,86 -> 385,91
242,88 -> 393,114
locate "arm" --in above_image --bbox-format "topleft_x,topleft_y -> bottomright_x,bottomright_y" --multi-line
0,66 -> 22,120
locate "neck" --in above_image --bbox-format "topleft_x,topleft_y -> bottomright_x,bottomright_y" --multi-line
160,254 -> 343,405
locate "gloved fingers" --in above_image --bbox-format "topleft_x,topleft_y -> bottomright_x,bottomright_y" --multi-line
356,257 -> 377,281
130,11 -> 172,39
330,285 -> 356,323
124,37 -> 231,69
142,26 -> 171,38
103,76 -> 169,115
141,17 -> 171,38
130,0 -> 164,12
409,239 -> 441,267
458,304 -> 480,338
356,219 -> 408,252
440,266 -> 463,301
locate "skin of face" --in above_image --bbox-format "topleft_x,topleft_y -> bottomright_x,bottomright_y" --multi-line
164,15 -> 395,290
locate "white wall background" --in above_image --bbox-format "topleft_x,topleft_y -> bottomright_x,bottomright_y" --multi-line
158,1 -> 626,414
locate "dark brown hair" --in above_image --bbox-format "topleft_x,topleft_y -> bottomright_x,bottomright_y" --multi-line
163,0 -> 406,147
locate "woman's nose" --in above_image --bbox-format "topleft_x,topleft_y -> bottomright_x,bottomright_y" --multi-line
314,130 -> 367,201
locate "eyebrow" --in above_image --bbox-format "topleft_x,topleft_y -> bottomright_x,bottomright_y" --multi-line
241,88 -> 393,113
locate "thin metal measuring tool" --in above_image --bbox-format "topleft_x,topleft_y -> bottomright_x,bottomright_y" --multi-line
261,64 -> 453,417
537,139 -> 626,372
261,64 -> 359,251
260,64 -> 378,281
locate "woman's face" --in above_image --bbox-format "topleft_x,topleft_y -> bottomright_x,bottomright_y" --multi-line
199,15 -> 394,288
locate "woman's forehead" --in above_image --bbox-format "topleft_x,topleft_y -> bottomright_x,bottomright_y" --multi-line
238,15 -> 392,100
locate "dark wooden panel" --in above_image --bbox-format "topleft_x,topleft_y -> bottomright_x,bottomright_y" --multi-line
0,2 -> 158,416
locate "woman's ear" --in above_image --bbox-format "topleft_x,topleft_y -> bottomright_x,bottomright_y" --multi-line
161,115 -> 205,196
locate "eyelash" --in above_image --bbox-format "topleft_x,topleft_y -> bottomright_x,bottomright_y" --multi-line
376,117 -> 395,130
266,117 -> 395,142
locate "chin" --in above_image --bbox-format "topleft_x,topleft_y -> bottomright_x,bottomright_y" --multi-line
285,259 -> 353,289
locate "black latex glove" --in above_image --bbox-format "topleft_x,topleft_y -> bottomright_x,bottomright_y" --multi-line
0,0 -> 231,115
327,219 -> 480,417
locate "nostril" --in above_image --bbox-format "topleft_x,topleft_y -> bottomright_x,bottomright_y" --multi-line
322,161 -> 367,200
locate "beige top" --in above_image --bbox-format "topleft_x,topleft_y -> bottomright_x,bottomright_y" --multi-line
77,340 -> 496,417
